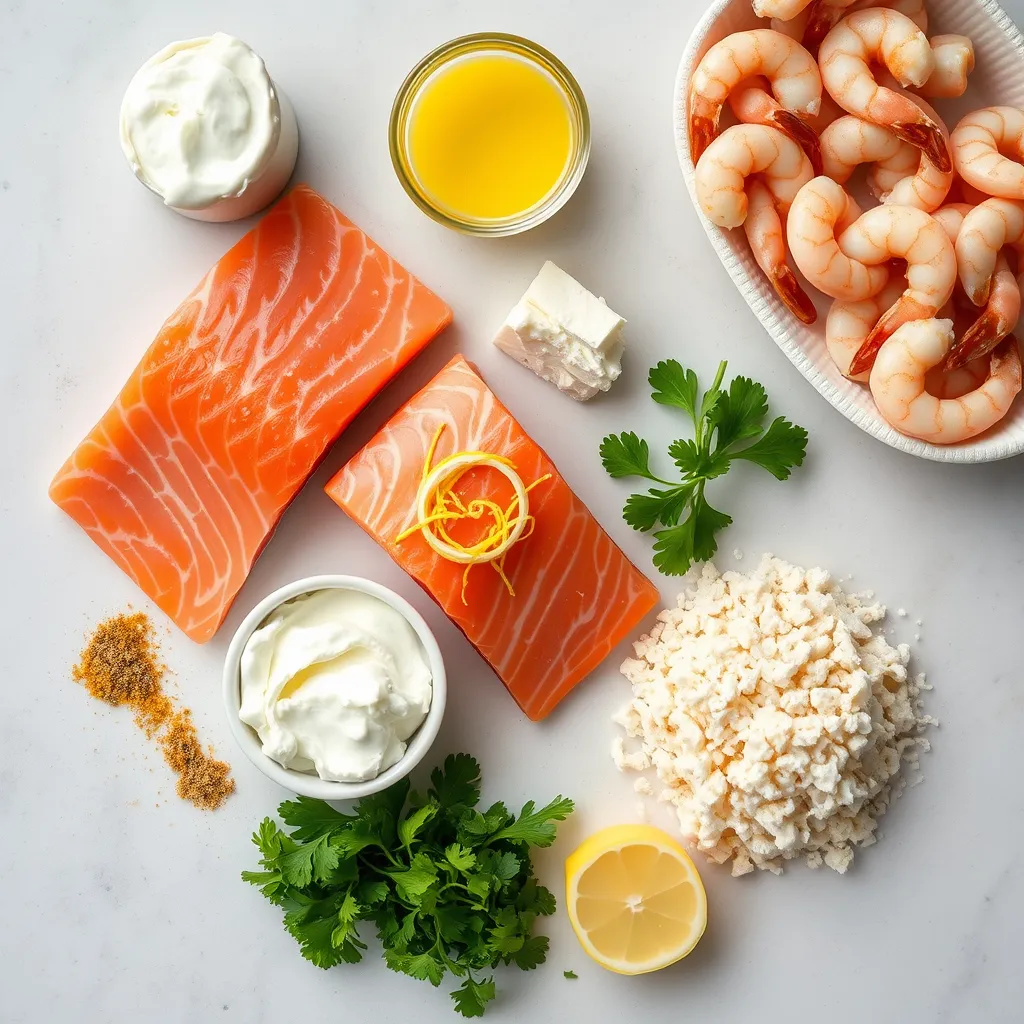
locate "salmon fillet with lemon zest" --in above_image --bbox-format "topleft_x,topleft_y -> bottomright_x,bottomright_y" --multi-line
325,355 -> 659,721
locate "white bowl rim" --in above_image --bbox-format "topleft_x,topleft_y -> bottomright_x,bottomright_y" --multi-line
672,0 -> 1024,464
222,574 -> 447,801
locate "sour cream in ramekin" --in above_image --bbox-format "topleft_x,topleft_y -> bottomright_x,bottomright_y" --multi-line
119,32 -> 299,222
238,586 -> 434,784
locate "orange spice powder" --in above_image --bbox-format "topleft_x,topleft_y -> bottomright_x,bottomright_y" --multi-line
73,612 -> 235,810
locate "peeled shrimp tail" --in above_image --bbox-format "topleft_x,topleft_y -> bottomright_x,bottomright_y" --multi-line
802,0 -> 853,52
947,256 -> 1021,368
895,122 -> 952,175
745,180 -> 818,324
918,35 -> 975,99
825,278 -> 905,380
851,295 -> 937,375
771,110 -> 824,175
818,9 -> 951,173
729,79 -> 824,175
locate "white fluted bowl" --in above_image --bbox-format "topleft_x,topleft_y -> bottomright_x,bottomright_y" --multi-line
674,0 -> 1024,462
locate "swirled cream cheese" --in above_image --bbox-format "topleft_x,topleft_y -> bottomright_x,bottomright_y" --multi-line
119,33 -> 298,220
238,588 -> 433,783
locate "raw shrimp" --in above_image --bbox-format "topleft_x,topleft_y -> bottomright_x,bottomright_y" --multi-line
744,179 -> 818,323
728,77 -> 823,174
869,320 -> 1021,442
786,176 -> 889,299
950,107 -> 1024,200
818,9 -> 949,173
841,204 -> 957,374
693,123 -> 814,228
954,197 -> 1024,303
689,30 -> 821,162
918,36 -> 975,99
948,253 -> 1021,367
825,278 -> 905,380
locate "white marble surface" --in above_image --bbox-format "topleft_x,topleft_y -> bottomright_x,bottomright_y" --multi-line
3,2 -> 1023,1022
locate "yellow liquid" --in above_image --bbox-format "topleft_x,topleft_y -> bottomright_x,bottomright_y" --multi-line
408,51 -> 573,221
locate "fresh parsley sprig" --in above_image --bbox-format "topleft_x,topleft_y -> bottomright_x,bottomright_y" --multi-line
242,754 -> 573,1018
601,360 -> 807,575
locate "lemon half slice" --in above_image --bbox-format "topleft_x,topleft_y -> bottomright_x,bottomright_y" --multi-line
565,824 -> 707,975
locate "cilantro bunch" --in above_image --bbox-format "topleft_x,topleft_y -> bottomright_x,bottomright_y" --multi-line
601,360 -> 807,575
242,754 -> 573,1017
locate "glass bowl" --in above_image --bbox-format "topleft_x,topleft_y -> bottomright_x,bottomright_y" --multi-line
389,32 -> 591,236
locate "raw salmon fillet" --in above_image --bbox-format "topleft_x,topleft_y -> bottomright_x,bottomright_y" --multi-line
325,355 -> 659,720
50,185 -> 452,642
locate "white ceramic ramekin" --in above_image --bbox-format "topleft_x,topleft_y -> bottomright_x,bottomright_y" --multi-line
179,90 -> 299,223
675,0 -> 1024,463
222,575 -> 446,800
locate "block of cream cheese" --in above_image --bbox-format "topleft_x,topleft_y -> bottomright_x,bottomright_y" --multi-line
493,261 -> 625,400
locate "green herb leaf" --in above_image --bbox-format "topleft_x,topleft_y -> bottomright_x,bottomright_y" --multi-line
491,797 -> 575,848
652,494 -> 733,576
451,976 -> 497,1018
386,852 -> 439,904
564,970 -> 578,979
354,779 -> 410,847
429,753 -> 482,810
398,801 -> 438,851
622,483 -> 695,532
511,935 -> 549,971
384,949 -> 446,987
601,360 -> 808,577
667,438 -> 729,480
599,432 -> 658,481
357,879 -> 389,906
278,797 -> 353,842
709,376 -> 769,451
445,843 -> 477,872
730,416 -> 808,480
279,833 -> 341,888
649,360 -> 700,424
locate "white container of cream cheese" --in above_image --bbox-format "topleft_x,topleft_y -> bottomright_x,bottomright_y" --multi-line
119,32 -> 299,222
223,576 -> 446,800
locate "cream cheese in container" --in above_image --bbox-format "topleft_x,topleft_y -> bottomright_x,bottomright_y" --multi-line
238,587 -> 433,784
119,32 -> 299,222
